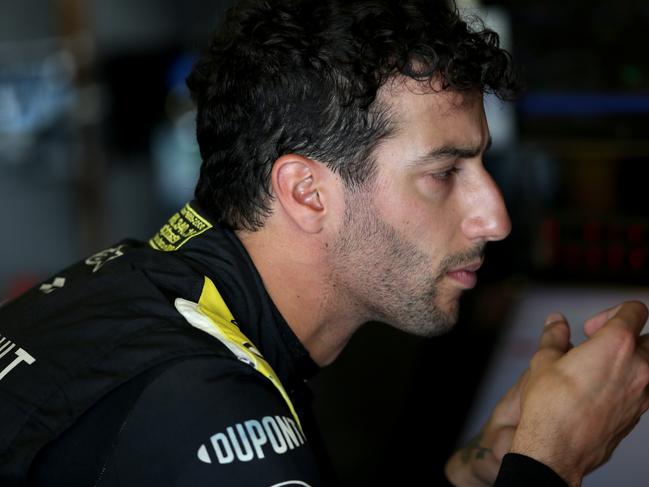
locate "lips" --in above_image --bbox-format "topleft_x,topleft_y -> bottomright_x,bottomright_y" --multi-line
456,260 -> 483,273
446,259 -> 483,289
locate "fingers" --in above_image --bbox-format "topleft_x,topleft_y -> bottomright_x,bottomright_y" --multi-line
584,302 -> 649,338
539,312 -> 571,352
532,313 -> 572,368
584,304 -> 622,337
517,302 -> 649,482
599,301 -> 649,339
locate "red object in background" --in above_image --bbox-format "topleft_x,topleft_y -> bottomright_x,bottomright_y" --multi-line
535,217 -> 649,279
3,275 -> 40,303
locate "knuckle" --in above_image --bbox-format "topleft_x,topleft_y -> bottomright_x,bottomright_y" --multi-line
530,348 -> 554,369
606,325 -> 636,355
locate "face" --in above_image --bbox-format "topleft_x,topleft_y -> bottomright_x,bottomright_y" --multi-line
330,81 -> 511,336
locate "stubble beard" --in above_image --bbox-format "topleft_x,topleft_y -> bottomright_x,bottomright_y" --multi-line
330,191 -> 484,338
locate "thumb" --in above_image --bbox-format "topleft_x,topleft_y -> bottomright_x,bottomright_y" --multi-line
583,304 -> 623,337
535,312 -> 571,364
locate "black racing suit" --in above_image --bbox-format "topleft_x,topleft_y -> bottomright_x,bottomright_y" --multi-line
0,202 -> 567,487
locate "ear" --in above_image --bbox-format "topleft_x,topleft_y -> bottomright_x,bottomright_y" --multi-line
271,154 -> 330,233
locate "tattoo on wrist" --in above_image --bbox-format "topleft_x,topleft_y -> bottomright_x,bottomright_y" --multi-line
460,432 -> 492,464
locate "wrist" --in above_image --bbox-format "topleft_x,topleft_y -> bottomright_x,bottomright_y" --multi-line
510,436 -> 583,487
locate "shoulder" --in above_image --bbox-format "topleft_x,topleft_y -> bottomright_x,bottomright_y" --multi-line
122,354 -> 294,421
98,356 -> 321,486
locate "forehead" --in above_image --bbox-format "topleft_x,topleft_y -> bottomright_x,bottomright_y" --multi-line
376,78 -> 487,147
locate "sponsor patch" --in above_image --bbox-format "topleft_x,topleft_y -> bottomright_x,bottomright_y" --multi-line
85,245 -> 126,273
197,415 -> 306,465
0,334 -> 35,381
149,203 -> 213,252
39,277 -> 66,294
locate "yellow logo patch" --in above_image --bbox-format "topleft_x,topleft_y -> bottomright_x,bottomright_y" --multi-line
149,203 -> 213,251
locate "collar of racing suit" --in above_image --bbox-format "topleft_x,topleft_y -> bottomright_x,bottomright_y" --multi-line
169,200 -> 320,397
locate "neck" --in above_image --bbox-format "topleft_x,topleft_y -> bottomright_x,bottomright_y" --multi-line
237,227 -> 363,366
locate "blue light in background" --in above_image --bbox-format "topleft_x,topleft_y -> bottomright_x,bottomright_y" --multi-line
519,92 -> 649,116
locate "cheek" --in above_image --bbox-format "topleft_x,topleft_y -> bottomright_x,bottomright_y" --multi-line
380,178 -> 434,224
391,208 -> 454,269
392,196 -> 459,249
375,176 -> 463,255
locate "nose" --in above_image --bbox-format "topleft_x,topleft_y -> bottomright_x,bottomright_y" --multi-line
460,168 -> 511,242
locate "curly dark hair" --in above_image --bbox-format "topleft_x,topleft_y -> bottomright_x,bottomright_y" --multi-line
187,0 -> 520,231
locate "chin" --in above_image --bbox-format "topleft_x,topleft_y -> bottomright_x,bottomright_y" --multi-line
392,306 -> 459,338
374,287 -> 462,338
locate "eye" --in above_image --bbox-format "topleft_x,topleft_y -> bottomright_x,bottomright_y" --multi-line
430,166 -> 461,182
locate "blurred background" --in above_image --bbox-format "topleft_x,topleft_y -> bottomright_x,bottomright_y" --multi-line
1,0 -> 648,485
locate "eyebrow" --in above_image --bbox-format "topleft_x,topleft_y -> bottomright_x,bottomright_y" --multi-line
409,137 -> 493,167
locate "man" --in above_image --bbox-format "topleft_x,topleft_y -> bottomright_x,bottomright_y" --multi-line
1,0 -> 648,486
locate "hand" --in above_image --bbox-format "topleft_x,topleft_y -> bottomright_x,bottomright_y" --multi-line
511,301 -> 649,487
445,371 -> 527,486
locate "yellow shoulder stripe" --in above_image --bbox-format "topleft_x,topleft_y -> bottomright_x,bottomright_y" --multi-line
174,276 -> 302,432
